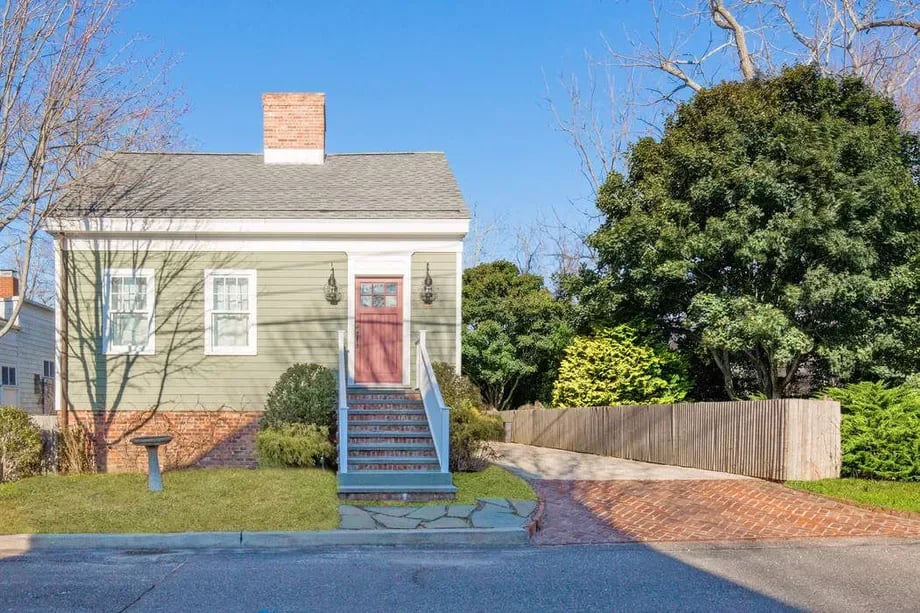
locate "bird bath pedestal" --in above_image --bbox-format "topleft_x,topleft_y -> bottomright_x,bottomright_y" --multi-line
130,435 -> 173,492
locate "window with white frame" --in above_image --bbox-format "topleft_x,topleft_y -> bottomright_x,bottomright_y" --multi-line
104,269 -> 155,355
204,270 -> 257,355
1,366 -> 16,386
43,360 -> 54,378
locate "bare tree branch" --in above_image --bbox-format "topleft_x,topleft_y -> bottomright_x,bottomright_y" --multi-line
0,0 -> 183,337
709,0 -> 758,79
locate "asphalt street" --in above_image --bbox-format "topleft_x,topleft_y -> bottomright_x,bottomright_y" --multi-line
2,539 -> 919,612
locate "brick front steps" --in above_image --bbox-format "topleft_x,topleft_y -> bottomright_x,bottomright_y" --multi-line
337,386 -> 456,499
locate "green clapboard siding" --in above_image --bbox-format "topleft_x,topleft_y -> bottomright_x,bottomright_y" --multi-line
65,250 -> 348,411
410,252 -> 458,383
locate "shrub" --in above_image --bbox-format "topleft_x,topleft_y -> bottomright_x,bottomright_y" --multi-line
433,362 -> 504,472
823,382 -> 920,481
433,361 -> 485,412
450,404 -> 505,472
57,426 -> 97,474
552,325 -> 692,407
262,363 -> 337,438
256,423 -> 335,468
0,406 -> 42,482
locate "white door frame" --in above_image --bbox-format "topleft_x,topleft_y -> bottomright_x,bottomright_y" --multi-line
347,253 -> 411,387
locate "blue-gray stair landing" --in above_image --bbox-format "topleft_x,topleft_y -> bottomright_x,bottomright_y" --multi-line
338,386 -> 456,500
339,499 -> 538,530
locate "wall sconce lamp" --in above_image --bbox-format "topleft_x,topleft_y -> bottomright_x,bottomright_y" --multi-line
420,263 -> 437,305
324,264 -> 342,305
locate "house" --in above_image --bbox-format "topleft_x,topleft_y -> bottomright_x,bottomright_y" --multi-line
0,271 -> 55,414
45,93 -> 468,498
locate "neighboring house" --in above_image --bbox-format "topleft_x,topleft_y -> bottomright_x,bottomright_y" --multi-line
45,93 -> 468,498
0,271 -> 55,414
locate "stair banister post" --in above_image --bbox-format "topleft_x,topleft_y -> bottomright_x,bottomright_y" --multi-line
440,404 -> 450,473
337,329 -> 348,474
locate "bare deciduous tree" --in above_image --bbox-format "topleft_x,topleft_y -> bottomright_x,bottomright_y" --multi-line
551,0 -> 920,197
0,0 -> 180,335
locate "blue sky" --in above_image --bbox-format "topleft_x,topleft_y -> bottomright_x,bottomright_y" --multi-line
119,0 -> 650,262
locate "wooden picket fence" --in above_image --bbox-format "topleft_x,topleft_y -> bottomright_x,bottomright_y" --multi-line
494,399 -> 841,480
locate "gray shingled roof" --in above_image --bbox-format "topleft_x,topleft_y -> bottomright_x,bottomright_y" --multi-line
54,151 -> 470,219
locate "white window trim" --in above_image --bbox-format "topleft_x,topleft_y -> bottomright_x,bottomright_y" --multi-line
103,268 -> 156,356
204,269 -> 258,356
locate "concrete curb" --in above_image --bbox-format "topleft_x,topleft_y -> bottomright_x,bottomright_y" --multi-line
524,497 -> 546,538
0,527 -> 530,553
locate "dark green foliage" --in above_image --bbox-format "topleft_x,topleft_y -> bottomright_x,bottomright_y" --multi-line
0,406 -> 42,482
262,364 -> 337,439
433,361 -> 505,472
256,423 -> 335,468
462,261 -> 573,409
552,325 -> 692,407
582,65 -> 920,398
823,382 -> 920,481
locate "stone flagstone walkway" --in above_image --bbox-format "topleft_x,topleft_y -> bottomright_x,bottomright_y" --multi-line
339,499 -> 538,530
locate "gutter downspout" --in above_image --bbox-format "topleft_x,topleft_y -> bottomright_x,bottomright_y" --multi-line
54,234 -> 68,431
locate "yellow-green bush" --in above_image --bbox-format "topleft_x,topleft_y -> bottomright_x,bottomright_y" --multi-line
552,326 -> 691,407
256,423 -> 335,468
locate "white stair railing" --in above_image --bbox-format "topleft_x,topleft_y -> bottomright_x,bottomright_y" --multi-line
416,330 -> 450,473
337,330 -> 348,473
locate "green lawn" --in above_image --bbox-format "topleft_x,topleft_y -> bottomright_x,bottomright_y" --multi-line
0,465 -> 535,534
787,479 -> 920,514
0,468 -> 340,534
452,465 -> 536,504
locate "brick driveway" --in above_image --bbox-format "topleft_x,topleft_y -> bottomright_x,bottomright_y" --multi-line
490,443 -> 920,545
533,479 -> 920,545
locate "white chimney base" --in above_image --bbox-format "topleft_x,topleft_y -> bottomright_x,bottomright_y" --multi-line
264,148 -> 325,165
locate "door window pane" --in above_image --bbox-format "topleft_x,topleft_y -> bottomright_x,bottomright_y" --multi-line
385,295 -> 397,307
360,283 -> 372,295
385,283 -> 397,295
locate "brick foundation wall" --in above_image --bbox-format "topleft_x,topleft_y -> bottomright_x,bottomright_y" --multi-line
69,409 -> 261,473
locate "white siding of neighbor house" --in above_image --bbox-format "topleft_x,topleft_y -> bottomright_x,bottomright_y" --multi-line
0,299 -> 55,414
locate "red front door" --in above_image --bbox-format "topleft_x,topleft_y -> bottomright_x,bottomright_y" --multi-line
355,277 -> 403,384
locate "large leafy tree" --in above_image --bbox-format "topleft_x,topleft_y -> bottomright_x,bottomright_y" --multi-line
462,261 -> 572,409
587,65 -> 920,399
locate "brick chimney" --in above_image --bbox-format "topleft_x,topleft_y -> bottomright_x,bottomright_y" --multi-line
0,270 -> 19,299
262,92 -> 325,165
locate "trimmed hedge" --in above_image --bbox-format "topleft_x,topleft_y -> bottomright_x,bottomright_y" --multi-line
823,381 -> 920,481
262,363 -> 337,439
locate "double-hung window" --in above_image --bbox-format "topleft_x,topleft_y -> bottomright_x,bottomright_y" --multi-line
204,270 -> 257,355
104,269 -> 155,355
